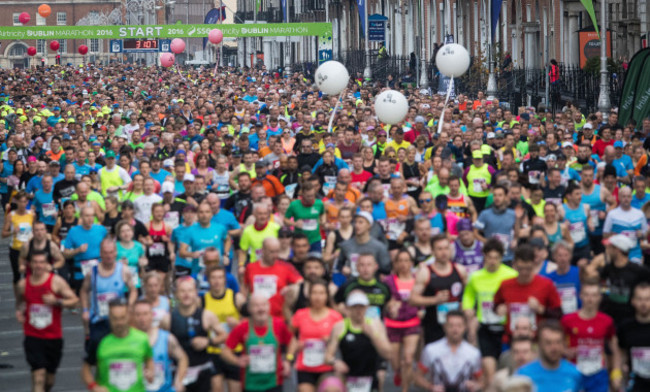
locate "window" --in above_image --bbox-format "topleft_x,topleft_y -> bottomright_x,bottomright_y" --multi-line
89,39 -> 100,53
36,39 -> 46,54
9,45 -> 27,57
36,14 -> 46,26
12,13 -> 21,26
58,39 -> 67,54
57,12 -> 67,25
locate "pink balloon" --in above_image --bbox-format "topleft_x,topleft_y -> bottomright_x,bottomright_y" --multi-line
27,46 -> 37,57
78,45 -> 88,55
170,38 -> 186,54
50,41 -> 60,51
19,12 -> 30,24
208,29 -> 223,44
160,53 -> 175,67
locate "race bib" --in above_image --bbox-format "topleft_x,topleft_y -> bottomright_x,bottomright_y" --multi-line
249,344 -> 276,373
577,346 -> 604,376
493,233 -> 510,251
302,339 -> 326,367
97,292 -> 119,318
29,304 -> 53,329
589,210 -> 600,229
109,360 -> 137,391
16,222 -> 32,243
149,242 -> 166,256
569,221 -> 586,244
128,265 -> 140,288
481,300 -> 503,325
557,285 -> 578,314
42,203 -> 57,218
346,376 -> 373,392
509,303 -> 536,331
81,259 -> 99,277
472,178 -> 486,193
528,171 -> 540,184
398,289 -> 410,301
349,254 -> 359,277
437,302 -> 460,325
253,275 -> 278,299
253,248 -> 263,261
163,212 -> 179,229
302,219 -> 318,231
365,306 -> 381,319
183,365 -> 201,385
386,218 -> 404,241
632,347 -> 650,378
285,184 -> 297,199
145,363 -> 165,392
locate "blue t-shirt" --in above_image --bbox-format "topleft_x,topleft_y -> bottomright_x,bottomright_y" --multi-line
33,189 -> 57,226
149,169 -> 170,186
371,201 -> 388,221
0,160 -> 13,194
631,192 -> 650,210
72,162 -> 92,178
547,266 -> 582,314
171,224 -> 193,269
517,359 -> 583,392
211,209 -> 241,232
184,222 -> 228,257
615,154 -> 634,171
174,179 -> 185,196
26,175 -> 43,195
63,224 -> 108,280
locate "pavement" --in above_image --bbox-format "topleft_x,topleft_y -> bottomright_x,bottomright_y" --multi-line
0,215 -> 405,392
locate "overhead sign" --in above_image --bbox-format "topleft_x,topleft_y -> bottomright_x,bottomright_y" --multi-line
159,39 -> 171,53
0,23 -> 333,40
368,14 -> 388,42
109,40 -> 122,53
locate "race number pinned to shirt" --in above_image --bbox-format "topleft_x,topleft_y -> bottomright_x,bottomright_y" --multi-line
164,211 -> 179,229
97,292 -> 119,318
149,242 -> 166,256
472,178 -> 486,193
302,339 -> 326,367
29,304 -> 53,329
302,219 -> 318,231
346,376 -> 373,392
109,360 -> 138,391
632,347 -> 650,378
576,345 -> 604,376
146,363 -> 165,391
81,259 -> 99,277
481,301 -> 503,324
253,275 -> 278,299
557,285 -> 578,314
509,303 -> 536,331
16,222 -> 32,243
349,254 -> 360,277
386,218 -> 405,241
249,344 -> 276,373
42,203 -> 57,217
569,221 -> 586,244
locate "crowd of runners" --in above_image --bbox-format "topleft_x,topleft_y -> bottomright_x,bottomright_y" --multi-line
3,62 -> 650,392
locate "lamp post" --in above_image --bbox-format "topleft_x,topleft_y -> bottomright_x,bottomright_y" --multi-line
419,0 -> 429,88
486,0 -> 497,100
597,0 -> 610,121
363,0 -> 372,80
284,0 -> 291,76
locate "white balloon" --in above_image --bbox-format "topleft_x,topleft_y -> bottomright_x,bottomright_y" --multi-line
375,90 -> 409,125
435,43 -> 470,78
315,61 -> 350,95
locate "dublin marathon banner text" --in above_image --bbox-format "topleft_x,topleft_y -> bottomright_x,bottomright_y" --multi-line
0,23 -> 332,40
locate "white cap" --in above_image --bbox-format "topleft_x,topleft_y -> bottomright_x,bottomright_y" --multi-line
183,173 -> 195,182
161,182 -> 174,194
163,159 -> 174,168
562,141 -> 574,148
346,291 -> 370,307
605,234 -> 636,253
487,132 -> 496,139
354,211 -> 374,225
583,123 -> 593,130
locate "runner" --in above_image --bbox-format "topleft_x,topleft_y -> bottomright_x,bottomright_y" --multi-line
285,184 -> 325,253
132,299 -> 189,392
410,234 -> 467,344
16,250 -> 79,392
222,293 -> 296,392
141,272 -> 170,329
336,212 -> 391,277
18,221 -> 65,273
451,219 -> 484,275
2,191 -> 35,290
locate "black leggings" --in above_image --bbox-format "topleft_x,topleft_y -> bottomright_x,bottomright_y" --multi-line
9,247 -> 21,283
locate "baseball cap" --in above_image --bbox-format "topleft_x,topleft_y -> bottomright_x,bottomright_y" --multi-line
161,181 -> 175,194
163,159 -> 174,168
346,291 -> 370,307
562,141 -> 574,148
354,211 -> 374,225
583,123 -> 594,130
415,115 -> 426,124
456,219 -> 473,232
472,150 -> 483,159
377,130 -> 387,137
614,141 -> 624,148
49,160 -> 60,166
105,150 -> 116,159
183,173 -> 195,182
528,237 -> 547,249
254,161 -> 267,168
603,234 -> 635,253
487,132 -> 496,139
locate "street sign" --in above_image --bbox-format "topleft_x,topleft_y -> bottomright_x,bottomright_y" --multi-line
159,39 -> 171,52
318,49 -> 332,64
110,40 -> 123,53
368,14 -> 387,42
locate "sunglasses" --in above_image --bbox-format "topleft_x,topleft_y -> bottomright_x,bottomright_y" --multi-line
419,198 -> 432,203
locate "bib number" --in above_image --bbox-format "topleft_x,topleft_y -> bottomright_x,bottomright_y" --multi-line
42,203 -> 57,218
249,344 -> 276,373
632,347 -> 650,378
472,178 -> 486,193
29,304 -> 53,329
163,212 -> 179,229
149,242 -> 166,257
302,339 -> 326,367
109,361 -> 137,391
349,254 -> 359,277
481,300 -> 503,324
558,285 -> 578,314
253,275 -> 278,299
509,303 -> 536,331
145,363 -> 165,391
346,376 -> 372,392
302,219 -> 318,231
569,221 -> 586,244
81,259 -> 99,277
97,292 -> 118,318
16,222 -> 32,243
577,346 -> 604,376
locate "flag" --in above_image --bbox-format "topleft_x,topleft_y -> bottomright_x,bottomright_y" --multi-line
619,48 -> 650,127
202,8 -> 225,50
580,0 -> 600,37
281,0 -> 288,22
358,0 -> 366,38
257,0 -> 262,12
490,0 -> 503,41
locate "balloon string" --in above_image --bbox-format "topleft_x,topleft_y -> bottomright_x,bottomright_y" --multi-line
437,75 -> 454,134
327,90 -> 345,133
177,66 -> 185,81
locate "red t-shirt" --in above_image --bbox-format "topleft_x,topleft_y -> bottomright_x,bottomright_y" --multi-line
291,308 -> 343,372
226,318 -> 292,389
592,139 -> 614,157
350,170 -> 373,190
493,275 -> 562,340
561,312 -> 615,371
244,260 -> 303,318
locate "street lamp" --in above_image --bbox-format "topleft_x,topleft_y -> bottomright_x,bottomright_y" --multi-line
486,0 -> 497,100
597,0 -> 610,121
362,0 -> 371,80
419,0 -> 431,88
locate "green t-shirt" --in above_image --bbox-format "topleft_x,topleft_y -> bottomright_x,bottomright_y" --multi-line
116,241 -> 145,288
70,191 -> 107,210
240,221 -> 281,262
461,264 -> 518,324
96,328 -> 152,392
285,199 -> 324,244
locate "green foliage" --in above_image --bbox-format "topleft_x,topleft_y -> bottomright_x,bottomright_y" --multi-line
583,56 -> 623,75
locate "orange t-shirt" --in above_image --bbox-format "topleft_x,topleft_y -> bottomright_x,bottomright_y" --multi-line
291,308 -> 343,372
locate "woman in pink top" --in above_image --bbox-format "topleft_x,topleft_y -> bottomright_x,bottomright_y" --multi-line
384,250 -> 421,392
289,279 -> 343,392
